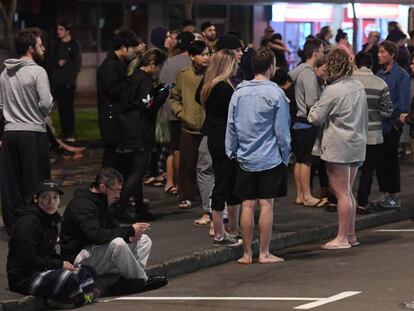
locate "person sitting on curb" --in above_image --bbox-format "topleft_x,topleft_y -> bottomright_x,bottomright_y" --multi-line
60,167 -> 168,295
7,180 -> 99,309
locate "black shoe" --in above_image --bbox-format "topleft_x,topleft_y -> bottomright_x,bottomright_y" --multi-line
143,275 -> 168,292
135,210 -> 157,221
356,205 -> 370,215
119,277 -> 146,295
114,211 -> 136,224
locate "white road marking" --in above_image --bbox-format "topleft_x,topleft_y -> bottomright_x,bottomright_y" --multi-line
294,291 -> 361,309
101,291 -> 362,309
374,229 -> 414,232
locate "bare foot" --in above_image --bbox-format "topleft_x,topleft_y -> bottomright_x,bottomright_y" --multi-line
321,239 -> 351,250
259,254 -> 285,264
238,254 -> 252,264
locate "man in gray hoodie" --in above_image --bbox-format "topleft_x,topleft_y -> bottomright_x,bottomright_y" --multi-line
288,39 -> 325,207
0,28 -> 54,234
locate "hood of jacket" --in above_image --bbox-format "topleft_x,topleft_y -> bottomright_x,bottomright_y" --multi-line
73,187 -> 107,205
4,58 -> 38,75
288,63 -> 314,83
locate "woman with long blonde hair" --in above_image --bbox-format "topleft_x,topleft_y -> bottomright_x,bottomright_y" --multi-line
199,49 -> 241,246
308,48 -> 368,249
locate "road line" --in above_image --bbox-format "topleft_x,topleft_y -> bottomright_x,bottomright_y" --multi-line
100,296 -> 323,303
294,291 -> 361,310
374,229 -> 414,232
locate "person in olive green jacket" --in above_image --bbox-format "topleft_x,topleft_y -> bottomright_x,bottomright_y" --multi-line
170,40 -> 210,209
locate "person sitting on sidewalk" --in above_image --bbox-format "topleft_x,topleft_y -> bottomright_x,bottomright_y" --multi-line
226,48 -> 291,264
60,167 -> 168,295
7,180 -> 99,308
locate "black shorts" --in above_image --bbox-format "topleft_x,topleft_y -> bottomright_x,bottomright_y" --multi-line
169,120 -> 181,152
233,163 -> 287,200
293,126 -> 319,164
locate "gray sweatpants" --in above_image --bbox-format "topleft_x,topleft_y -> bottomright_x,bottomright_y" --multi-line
196,136 -> 215,212
73,235 -> 152,281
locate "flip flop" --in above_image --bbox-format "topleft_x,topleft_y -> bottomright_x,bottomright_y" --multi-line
165,186 -> 178,195
193,214 -> 211,226
303,198 -> 328,208
321,242 -> 351,250
350,241 -> 360,246
178,200 -> 192,209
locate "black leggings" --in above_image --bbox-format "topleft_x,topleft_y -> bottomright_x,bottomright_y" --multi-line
118,150 -> 150,213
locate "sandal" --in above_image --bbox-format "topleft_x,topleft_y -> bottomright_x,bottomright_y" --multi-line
165,186 -> 178,195
178,200 -> 192,209
303,198 -> 328,208
193,214 -> 211,226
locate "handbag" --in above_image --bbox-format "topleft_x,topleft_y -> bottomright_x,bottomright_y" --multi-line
155,108 -> 171,145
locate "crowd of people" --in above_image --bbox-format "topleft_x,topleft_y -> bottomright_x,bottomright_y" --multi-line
0,18 -> 413,307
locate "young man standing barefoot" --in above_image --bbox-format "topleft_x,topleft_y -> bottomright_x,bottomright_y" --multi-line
226,48 -> 291,264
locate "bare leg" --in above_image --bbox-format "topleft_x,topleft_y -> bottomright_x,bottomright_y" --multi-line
348,166 -> 359,244
238,200 -> 255,264
164,154 -> 175,191
325,163 -> 352,247
300,163 -> 323,206
258,199 -> 284,263
212,210 -> 225,240
173,150 -> 180,186
294,163 -> 303,204
226,205 -> 240,235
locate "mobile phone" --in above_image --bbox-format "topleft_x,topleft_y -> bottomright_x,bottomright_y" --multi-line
159,83 -> 176,92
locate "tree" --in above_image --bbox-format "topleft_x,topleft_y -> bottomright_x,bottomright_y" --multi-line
0,0 -> 17,51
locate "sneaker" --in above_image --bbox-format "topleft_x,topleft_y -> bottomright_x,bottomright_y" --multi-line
143,275 -> 168,292
214,235 -> 242,247
83,288 -> 100,304
379,197 -> 401,209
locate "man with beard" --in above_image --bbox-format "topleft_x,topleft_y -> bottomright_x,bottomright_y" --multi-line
201,21 -> 217,54
0,28 -> 54,235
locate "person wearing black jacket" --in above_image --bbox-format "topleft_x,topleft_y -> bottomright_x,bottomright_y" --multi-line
97,29 -> 140,168
116,48 -> 169,222
7,180 -> 98,308
52,22 -> 81,142
60,167 -> 168,294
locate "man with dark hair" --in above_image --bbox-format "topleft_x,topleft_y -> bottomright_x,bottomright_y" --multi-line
362,31 -> 381,74
60,167 -> 167,295
182,19 -> 196,33
52,22 -> 82,142
201,21 -> 217,53
408,30 -> 414,55
0,28 -> 53,235
97,29 -> 139,168
171,40 -> 210,209
353,51 -> 393,214
226,48 -> 290,264
159,32 -> 195,197
386,29 -> 410,73
375,41 -> 411,208
288,38 -> 326,208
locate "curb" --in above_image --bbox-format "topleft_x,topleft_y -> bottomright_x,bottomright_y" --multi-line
147,207 -> 414,277
2,207 -> 413,310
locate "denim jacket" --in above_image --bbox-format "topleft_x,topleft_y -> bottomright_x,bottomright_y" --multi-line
225,80 -> 291,172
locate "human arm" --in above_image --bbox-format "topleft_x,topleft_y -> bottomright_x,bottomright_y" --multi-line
36,69 -> 54,117
129,223 -> 151,242
170,71 -> 184,119
225,95 -> 239,160
302,71 -> 320,110
98,60 -> 124,98
275,95 -> 291,166
378,85 -> 393,119
307,88 -> 334,125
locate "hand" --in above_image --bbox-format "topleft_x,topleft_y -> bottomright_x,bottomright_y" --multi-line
132,222 -> 150,234
58,59 -> 66,67
400,113 -> 408,124
63,261 -> 76,271
129,235 -> 141,243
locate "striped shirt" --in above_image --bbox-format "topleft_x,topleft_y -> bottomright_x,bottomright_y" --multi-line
353,67 -> 393,145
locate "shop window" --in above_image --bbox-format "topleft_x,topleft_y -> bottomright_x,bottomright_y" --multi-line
76,2 -> 98,52
197,5 -> 227,19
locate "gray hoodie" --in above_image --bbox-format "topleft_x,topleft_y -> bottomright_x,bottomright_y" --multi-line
0,58 -> 53,132
288,63 -> 321,119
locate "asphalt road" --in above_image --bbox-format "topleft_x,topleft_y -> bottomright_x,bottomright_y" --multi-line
84,220 -> 414,311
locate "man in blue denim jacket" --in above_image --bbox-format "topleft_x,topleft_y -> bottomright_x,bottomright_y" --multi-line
226,48 -> 291,264
376,40 -> 411,209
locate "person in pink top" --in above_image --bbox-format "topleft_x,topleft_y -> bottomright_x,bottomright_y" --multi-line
335,29 -> 354,59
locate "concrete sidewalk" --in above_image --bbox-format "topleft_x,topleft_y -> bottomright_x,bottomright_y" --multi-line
1,148 -> 414,310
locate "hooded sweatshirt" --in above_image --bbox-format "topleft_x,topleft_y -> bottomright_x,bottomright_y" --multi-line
0,58 -> 53,132
60,188 -> 135,262
288,63 -> 321,121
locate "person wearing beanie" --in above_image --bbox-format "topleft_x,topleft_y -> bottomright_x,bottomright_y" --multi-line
201,21 -> 217,53
216,34 -> 244,86
159,31 -> 195,197
7,180 -> 100,308
150,27 -> 171,51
